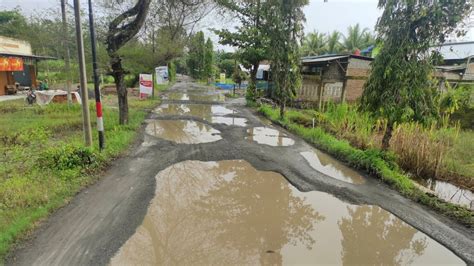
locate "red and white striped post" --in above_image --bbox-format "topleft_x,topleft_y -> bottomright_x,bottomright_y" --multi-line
88,0 -> 105,150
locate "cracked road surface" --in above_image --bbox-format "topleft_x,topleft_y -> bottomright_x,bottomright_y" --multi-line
8,81 -> 474,265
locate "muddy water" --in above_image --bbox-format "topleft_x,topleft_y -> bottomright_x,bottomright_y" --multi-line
145,120 -> 222,144
301,150 -> 365,184
165,91 -> 225,102
110,160 -> 464,265
416,178 -> 473,208
154,104 -> 247,126
246,127 -> 295,146
211,116 -> 247,127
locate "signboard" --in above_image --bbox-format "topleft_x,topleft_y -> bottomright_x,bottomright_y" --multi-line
0,57 -> 24,71
0,36 -> 33,56
220,73 -> 226,84
155,66 -> 169,85
139,74 -> 153,98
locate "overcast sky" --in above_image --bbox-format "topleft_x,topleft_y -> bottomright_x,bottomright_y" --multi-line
1,0 -> 472,51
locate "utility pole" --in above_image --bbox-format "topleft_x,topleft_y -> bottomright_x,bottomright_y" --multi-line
88,0 -> 105,150
60,0 -> 72,105
73,0 -> 93,146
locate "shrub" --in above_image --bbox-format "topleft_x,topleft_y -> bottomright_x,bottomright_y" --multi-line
43,144 -> 100,172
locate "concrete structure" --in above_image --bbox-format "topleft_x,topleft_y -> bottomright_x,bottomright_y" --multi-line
298,54 -> 373,106
0,36 -> 54,95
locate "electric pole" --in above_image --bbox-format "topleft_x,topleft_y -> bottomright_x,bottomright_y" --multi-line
73,0 -> 93,146
60,0 -> 72,105
88,0 -> 105,150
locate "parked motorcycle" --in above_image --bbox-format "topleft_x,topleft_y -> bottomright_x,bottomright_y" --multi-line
26,88 -> 37,105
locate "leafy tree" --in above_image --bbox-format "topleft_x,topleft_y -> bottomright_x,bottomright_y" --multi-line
218,59 -> 236,77
204,38 -> 215,80
186,31 -> 206,79
301,31 -> 327,56
0,9 -> 29,39
342,23 -> 371,53
214,0 -> 269,101
265,0 -> 308,118
360,0 -> 472,150
327,30 -> 342,54
106,0 -> 152,125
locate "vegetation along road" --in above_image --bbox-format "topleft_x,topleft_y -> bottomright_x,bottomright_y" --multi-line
6,81 -> 474,265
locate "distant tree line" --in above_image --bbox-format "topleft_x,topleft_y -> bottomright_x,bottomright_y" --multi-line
301,23 -> 376,56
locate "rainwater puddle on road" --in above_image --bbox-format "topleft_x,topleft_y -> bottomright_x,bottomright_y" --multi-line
301,150 -> 365,184
211,116 -> 247,127
246,127 -> 295,146
154,104 -> 247,127
145,120 -> 221,144
165,91 -> 225,102
154,104 -> 233,119
416,178 -> 473,208
110,160 -> 464,265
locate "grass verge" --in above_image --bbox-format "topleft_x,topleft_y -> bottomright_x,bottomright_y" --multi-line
258,104 -> 474,227
0,88 -> 166,261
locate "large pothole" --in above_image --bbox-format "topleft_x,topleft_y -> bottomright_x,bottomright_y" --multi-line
145,120 -> 222,144
110,160 -> 463,265
301,149 -> 366,184
246,127 -> 295,147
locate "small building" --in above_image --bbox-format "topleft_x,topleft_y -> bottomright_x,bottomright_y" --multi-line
0,36 -> 54,95
433,41 -> 474,89
298,54 -> 373,106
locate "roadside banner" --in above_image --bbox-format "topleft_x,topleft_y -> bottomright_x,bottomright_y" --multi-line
155,66 -> 169,85
220,73 -> 226,84
139,74 -> 153,98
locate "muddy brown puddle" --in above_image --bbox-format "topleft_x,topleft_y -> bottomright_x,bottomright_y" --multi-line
110,160 -> 464,265
154,104 -> 247,127
145,120 -> 222,144
164,90 -> 225,102
246,127 -> 295,147
301,149 -> 365,184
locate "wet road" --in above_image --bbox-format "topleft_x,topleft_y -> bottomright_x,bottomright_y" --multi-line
8,82 -> 474,265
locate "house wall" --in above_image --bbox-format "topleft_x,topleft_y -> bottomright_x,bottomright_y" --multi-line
345,79 -> 366,102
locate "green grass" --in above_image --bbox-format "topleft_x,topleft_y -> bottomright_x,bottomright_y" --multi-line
258,104 -> 474,227
0,89 -> 165,261
445,130 -> 474,179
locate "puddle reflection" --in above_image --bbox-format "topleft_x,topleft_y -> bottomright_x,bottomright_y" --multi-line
110,160 -> 463,265
246,127 -> 295,146
145,120 -> 222,144
165,91 -> 225,102
416,179 -> 473,208
154,104 -> 246,126
301,150 -> 365,184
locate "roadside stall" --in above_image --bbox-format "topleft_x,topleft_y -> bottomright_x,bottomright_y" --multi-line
0,36 -> 55,95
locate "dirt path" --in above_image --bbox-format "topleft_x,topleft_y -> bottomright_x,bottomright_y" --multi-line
7,81 -> 474,265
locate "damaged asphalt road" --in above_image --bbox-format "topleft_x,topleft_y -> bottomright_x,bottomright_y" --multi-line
7,82 -> 474,265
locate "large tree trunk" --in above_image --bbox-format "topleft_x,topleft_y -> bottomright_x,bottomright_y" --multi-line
106,0 -> 152,125
279,100 -> 285,119
382,122 -> 394,151
247,63 -> 259,100
111,54 -> 128,124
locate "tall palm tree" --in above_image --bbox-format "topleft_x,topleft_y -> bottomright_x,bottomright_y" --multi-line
327,31 -> 342,54
342,24 -> 370,53
301,31 -> 327,56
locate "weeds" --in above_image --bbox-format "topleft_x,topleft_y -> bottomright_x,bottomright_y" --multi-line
0,93 -> 163,261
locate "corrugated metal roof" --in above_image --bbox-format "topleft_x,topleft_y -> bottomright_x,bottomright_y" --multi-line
434,42 -> 474,60
301,55 -> 348,63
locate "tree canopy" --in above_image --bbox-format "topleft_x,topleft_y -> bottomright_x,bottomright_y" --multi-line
360,0 -> 472,149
